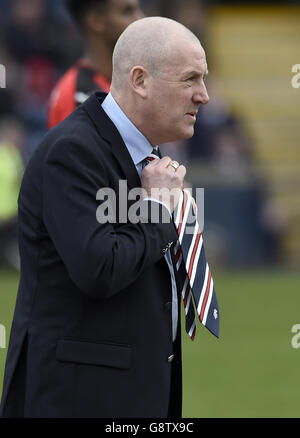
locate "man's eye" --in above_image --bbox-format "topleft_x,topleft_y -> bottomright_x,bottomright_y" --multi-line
183,79 -> 193,87
184,78 -> 193,86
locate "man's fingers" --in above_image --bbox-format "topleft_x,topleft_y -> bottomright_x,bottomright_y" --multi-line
144,155 -> 170,169
157,156 -> 172,168
166,160 -> 180,172
175,165 -> 186,179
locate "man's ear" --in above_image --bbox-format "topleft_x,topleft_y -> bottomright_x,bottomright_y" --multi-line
129,66 -> 149,98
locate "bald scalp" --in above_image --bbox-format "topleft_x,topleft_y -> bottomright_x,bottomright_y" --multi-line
111,16 -> 200,90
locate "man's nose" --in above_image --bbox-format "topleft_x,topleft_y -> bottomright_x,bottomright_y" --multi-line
193,83 -> 210,105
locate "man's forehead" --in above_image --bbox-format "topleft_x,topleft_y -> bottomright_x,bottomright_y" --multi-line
174,54 -> 208,77
173,40 -> 207,68
162,56 -> 208,78
181,60 -> 208,76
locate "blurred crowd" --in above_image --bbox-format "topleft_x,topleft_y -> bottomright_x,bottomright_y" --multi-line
0,0 -> 285,269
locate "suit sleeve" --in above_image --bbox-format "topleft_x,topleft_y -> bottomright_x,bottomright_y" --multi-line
43,138 -> 177,299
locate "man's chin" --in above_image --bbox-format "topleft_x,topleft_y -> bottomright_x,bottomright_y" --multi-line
164,127 -> 195,143
181,126 -> 195,140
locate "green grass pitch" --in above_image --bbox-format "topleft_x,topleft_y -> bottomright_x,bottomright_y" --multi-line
0,268 -> 299,417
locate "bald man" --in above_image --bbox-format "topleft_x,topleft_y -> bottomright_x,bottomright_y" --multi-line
0,17 -> 210,418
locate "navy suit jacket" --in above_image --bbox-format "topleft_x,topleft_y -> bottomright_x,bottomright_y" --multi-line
0,92 -> 183,418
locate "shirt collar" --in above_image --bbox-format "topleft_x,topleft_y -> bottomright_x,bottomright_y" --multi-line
101,92 -> 154,166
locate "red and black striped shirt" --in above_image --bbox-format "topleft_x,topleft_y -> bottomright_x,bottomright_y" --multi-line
47,59 -> 110,130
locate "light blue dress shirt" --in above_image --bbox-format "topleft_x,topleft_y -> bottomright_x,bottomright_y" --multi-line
101,92 -> 178,342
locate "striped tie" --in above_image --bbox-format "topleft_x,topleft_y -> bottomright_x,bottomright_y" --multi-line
173,189 -> 219,339
145,151 -> 220,340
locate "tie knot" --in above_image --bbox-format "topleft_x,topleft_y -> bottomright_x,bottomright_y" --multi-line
146,155 -> 158,162
146,148 -> 160,164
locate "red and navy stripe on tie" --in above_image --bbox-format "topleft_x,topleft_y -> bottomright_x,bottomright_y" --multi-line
145,154 -> 219,339
174,189 -> 219,339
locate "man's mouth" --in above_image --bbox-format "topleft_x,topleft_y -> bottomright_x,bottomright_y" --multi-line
186,112 -> 197,120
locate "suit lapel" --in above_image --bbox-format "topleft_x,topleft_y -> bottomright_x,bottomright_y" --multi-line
83,93 -> 178,290
83,91 -> 141,190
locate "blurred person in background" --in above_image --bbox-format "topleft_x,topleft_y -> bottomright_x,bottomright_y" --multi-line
2,0 -> 83,155
0,114 -> 26,270
158,0 -> 209,43
47,0 -> 144,129
190,77 -> 286,266
188,76 -> 241,161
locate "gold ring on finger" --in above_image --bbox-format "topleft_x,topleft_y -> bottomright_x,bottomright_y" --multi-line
168,160 -> 180,171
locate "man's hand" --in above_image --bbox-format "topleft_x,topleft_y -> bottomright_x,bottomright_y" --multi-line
141,156 -> 186,212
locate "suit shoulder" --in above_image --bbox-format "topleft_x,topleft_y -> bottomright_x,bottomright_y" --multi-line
44,107 -> 109,161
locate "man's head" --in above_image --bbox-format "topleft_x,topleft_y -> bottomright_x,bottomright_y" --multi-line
111,17 -> 210,146
65,0 -> 143,49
